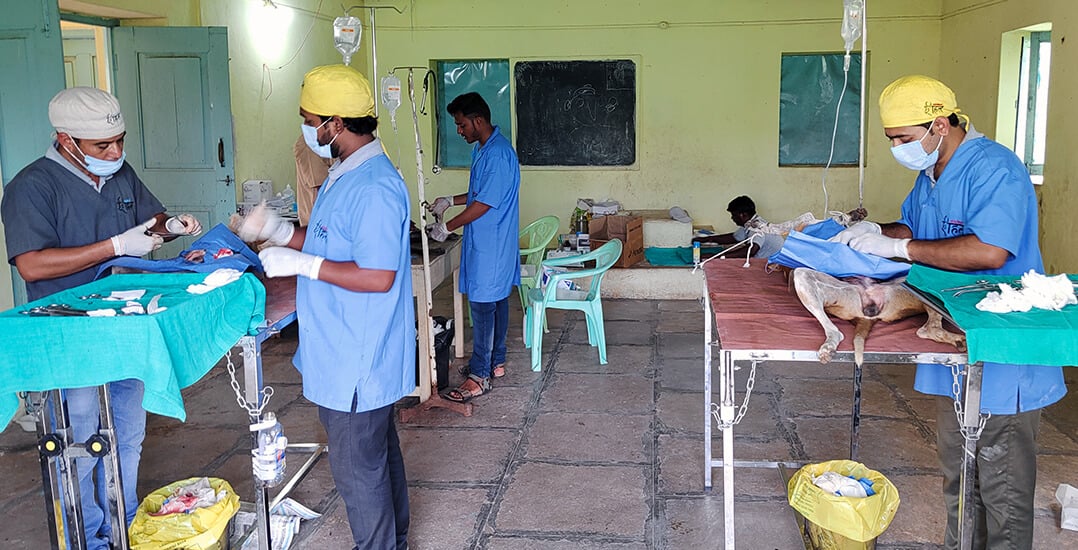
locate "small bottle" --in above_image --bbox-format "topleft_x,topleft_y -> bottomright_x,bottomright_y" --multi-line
692,241 -> 701,266
252,412 -> 287,487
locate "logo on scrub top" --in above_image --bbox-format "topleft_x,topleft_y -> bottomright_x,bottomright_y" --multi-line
311,221 -> 329,242
116,197 -> 133,212
939,218 -> 965,237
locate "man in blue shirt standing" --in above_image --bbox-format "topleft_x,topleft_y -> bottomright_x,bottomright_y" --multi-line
426,92 -> 521,403
234,65 -> 414,550
831,75 -> 1065,549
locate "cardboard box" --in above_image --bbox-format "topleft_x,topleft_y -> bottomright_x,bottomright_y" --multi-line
590,214 -> 644,268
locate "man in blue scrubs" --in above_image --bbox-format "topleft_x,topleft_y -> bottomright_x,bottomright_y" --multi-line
426,92 -> 521,402
1,87 -> 202,550
234,65 -> 414,550
832,75 -> 1065,549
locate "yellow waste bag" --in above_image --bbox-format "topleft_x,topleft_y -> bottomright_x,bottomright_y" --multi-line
128,477 -> 240,550
787,460 -> 900,547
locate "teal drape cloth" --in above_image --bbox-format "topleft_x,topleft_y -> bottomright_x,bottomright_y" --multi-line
907,264 -> 1078,366
0,273 -> 265,429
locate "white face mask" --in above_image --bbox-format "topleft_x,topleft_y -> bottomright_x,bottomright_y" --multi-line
890,126 -> 942,171
301,119 -> 339,159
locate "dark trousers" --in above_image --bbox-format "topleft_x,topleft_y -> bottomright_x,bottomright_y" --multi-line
936,397 -> 1040,550
468,296 -> 510,379
319,401 -> 409,550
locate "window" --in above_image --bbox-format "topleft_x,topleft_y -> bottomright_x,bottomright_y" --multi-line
1015,30 -> 1050,182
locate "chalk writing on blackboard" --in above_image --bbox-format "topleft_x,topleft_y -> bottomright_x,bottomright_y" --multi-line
515,60 -> 636,166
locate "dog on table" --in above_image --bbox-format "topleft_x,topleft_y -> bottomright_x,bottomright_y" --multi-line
791,267 -> 966,366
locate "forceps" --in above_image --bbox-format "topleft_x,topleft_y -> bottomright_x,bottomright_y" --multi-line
942,280 -> 1020,297
20,304 -> 89,316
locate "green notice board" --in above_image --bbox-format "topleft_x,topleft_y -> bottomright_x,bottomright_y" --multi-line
779,53 -> 862,166
435,60 -> 511,169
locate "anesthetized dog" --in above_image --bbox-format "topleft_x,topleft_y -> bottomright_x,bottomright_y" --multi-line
791,267 -> 966,366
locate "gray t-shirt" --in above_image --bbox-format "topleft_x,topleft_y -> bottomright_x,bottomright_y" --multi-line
733,225 -> 786,259
2,153 -> 165,301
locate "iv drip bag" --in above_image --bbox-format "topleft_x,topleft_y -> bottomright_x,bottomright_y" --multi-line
841,0 -> 864,55
381,74 -> 402,130
333,15 -> 362,66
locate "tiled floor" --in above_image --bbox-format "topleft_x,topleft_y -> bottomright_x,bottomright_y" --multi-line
1,287 -> 1076,549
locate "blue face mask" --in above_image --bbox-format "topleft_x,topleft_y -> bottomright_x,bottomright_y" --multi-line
301,119 -> 338,159
890,126 -> 941,171
68,141 -> 126,177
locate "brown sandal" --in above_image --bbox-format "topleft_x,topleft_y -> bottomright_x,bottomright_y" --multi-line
492,363 -> 506,378
443,374 -> 490,403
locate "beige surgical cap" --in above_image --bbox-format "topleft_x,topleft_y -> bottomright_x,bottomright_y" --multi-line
299,65 -> 375,118
48,87 -> 126,140
878,75 -> 965,128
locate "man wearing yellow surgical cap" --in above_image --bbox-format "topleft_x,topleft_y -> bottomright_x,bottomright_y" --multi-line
831,75 -> 1061,549
232,64 -> 414,549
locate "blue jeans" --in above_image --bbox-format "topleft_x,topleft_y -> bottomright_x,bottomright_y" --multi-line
319,401 -> 409,550
62,380 -> 146,550
468,296 -> 509,379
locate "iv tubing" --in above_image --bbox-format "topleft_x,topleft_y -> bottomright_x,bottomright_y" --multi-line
858,2 -> 867,208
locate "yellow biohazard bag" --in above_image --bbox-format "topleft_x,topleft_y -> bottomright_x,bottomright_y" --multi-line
128,477 -> 240,550
787,460 -> 900,550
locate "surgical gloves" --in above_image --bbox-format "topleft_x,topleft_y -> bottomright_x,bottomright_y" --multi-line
425,222 -> 451,242
258,247 -> 324,280
848,233 -> 911,260
234,203 -> 295,246
112,218 -> 163,257
165,214 -> 203,236
428,196 -> 453,217
828,220 -> 881,245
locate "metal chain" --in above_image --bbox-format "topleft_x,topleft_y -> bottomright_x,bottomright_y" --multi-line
224,349 -> 273,418
949,362 -> 989,441
712,360 -> 759,428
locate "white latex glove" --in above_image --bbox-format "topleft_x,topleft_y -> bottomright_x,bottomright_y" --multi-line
828,220 -> 882,245
425,222 -> 451,242
428,196 -> 453,217
258,247 -> 325,280
111,218 -> 164,257
165,213 -> 203,236
848,233 -> 911,260
234,203 -> 294,246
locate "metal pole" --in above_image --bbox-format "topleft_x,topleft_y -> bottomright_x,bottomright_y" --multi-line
99,384 -> 129,550
957,362 -> 984,550
720,348 -> 736,550
369,7 -> 378,115
703,280 -> 713,490
850,363 -> 863,460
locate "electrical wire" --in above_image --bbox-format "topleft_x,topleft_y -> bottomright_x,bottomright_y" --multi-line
258,0 -> 326,101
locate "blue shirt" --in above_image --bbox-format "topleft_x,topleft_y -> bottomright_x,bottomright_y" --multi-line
459,126 -> 521,302
899,131 -> 1065,414
294,139 -> 416,413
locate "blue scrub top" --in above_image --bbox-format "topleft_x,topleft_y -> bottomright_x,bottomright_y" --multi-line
294,141 -> 416,413
459,126 -> 521,303
899,133 -> 1065,414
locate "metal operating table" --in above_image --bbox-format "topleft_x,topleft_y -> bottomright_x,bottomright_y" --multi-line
701,259 -> 981,550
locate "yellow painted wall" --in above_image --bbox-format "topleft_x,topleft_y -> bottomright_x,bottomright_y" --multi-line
198,0 -> 360,196
370,0 -> 943,237
940,0 -> 1078,273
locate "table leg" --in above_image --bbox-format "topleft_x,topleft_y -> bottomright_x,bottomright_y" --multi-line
850,363 -> 863,461
240,335 -> 272,550
417,308 -> 434,403
99,385 -> 129,550
957,362 -> 984,550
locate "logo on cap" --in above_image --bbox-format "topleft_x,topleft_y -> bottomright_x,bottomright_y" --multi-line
106,113 -> 122,126
923,102 -> 946,116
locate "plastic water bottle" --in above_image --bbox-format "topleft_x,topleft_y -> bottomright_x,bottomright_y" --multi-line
692,241 -> 701,266
252,412 -> 287,487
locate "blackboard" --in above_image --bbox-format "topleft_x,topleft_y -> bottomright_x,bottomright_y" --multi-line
778,53 -> 862,166
514,60 -> 636,166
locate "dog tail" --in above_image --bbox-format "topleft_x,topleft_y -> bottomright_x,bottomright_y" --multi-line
852,318 -> 875,367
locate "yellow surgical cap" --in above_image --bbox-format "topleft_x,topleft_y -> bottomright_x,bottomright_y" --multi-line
299,65 -> 375,118
878,75 -> 963,128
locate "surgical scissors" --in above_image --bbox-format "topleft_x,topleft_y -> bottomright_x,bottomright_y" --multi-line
20,304 -> 89,316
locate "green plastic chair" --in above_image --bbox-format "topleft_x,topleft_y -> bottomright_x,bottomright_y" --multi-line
524,239 -> 622,371
518,215 -> 561,311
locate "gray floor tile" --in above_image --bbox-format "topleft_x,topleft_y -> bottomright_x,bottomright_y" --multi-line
400,428 -> 518,484
497,462 -> 647,537
526,411 -> 650,463
662,497 -> 804,550
539,373 -> 654,414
